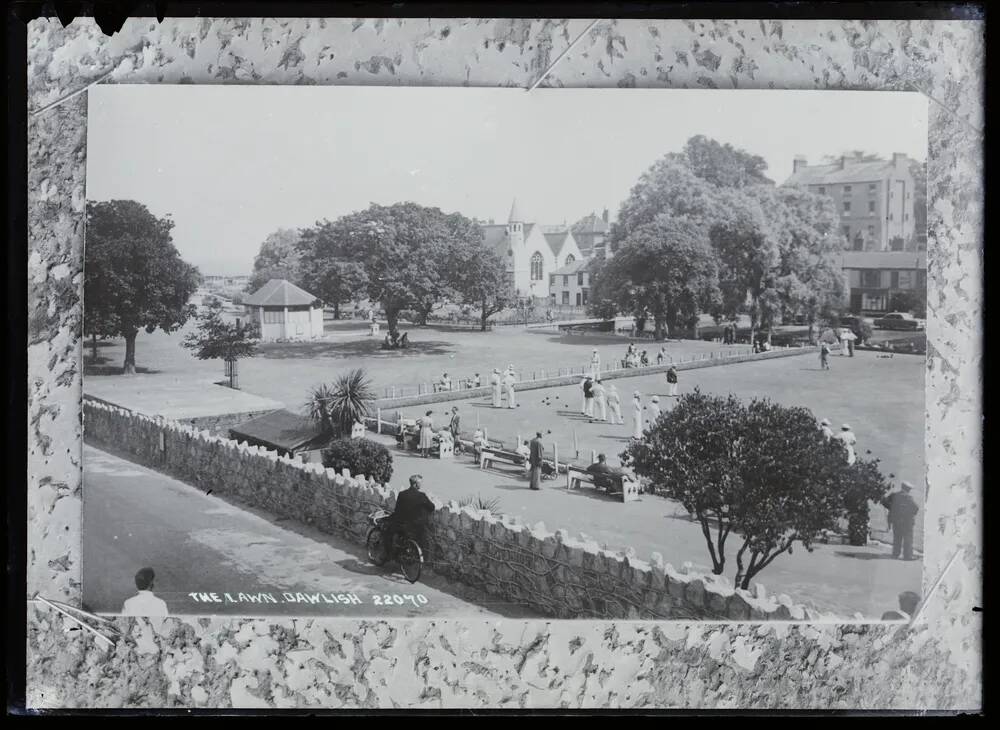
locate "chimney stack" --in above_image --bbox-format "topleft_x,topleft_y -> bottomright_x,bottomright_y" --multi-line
793,155 -> 808,173
602,207 -> 610,223
839,156 -> 848,170
892,152 -> 906,168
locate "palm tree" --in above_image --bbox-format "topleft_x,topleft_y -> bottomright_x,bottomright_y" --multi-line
305,369 -> 375,437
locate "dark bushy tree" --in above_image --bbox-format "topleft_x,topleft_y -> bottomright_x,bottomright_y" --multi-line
322,438 -> 393,484
622,390 -> 890,589
889,289 -> 927,318
85,200 -> 200,374
451,245 -> 514,331
297,223 -> 368,320
298,203 -> 481,335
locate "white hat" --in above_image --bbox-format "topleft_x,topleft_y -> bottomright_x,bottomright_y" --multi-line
820,418 -> 831,426
634,391 -> 641,397
651,396 -> 660,402
841,424 -> 852,431
901,480 -> 914,490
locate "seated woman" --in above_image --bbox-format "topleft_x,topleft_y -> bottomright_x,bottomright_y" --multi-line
471,428 -> 487,460
514,440 -> 531,473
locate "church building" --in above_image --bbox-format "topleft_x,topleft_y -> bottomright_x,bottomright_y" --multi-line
480,199 -> 586,303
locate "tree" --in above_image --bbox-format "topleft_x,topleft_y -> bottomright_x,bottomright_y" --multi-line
622,390 -> 889,589
297,222 -> 368,320
299,204 -> 480,335
889,289 -> 926,318
909,159 -> 927,251
181,299 -> 260,387
451,244 -> 514,331
304,368 -> 376,438
85,200 -> 200,374
683,135 -> 773,188
248,229 -> 305,292
591,217 -> 721,339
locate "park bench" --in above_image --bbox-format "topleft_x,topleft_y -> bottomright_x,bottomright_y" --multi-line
479,447 -> 528,473
566,464 -> 640,503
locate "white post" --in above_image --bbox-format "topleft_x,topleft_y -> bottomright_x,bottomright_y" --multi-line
591,449 -> 596,464
476,410 -> 480,427
376,408 -> 382,434
483,426 -> 488,443
553,442 -> 559,472
573,428 -> 579,458
391,385 -> 396,398
516,433 -> 521,448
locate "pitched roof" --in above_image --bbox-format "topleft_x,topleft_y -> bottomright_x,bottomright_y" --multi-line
228,409 -> 328,452
840,251 -> 927,270
542,230 -> 572,258
783,159 -> 903,187
550,259 -> 593,276
244,279 -> 319,307
572,212 -> 610,235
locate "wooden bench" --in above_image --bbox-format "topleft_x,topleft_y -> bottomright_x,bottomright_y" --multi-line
566,464 -> 640,502
479,447 -> 528,473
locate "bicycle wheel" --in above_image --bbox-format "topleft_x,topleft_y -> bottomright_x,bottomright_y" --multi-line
366,527 -> 388,566
397,539 -> 423,584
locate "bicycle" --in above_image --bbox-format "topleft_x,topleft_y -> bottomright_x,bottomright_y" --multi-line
365,509 -> 424,583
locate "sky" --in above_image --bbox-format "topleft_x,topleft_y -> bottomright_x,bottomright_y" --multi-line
87,86 -> 928,276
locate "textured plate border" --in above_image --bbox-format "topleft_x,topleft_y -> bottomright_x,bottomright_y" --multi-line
25,17 -> 982,710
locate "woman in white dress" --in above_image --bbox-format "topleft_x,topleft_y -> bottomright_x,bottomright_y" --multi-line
490,368 -> 502,407
418,410 -> 435,457
648,395 -> 661,423
590,349 -> 601,378
632,392 -> 644,439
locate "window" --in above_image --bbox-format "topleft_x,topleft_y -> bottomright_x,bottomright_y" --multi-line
576,292 -> 582,306
563,275 -> 569,287
817,186 -> 826,195
561,291 -> 570,305
843,201 -> 851,213
842,225 -> 851,239
854,232 -> 864,251
898,271 -> 913,288
868,200 -> 876,214
577,273 -> 584,286
862,270 -> 881,288
869,183 -> 877,194
889,213 -> 894,221
263,309 -> 282,324
530,252 -> 544,281
582,289 -> 589,306
549,275 -> 555,288
890,236 -> 905,251
843,185 -> 852,193
565,254 -> 576,266
890,271 -> 900,288
917,271 -> 927,289
867,224 -> 875,238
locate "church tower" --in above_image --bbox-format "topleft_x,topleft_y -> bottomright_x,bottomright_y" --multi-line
507,197 -> 524,248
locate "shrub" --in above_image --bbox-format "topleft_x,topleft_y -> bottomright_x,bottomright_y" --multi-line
321,438 -> 393,484
623,389 -> 890,589
458,494 -> 502,516
304,368 -> 375,437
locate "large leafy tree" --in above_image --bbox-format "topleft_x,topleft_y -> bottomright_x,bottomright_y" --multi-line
451,244 -> 514,331
297,223 -> 368,320
682,135 -> 772,188
85,200 -> 200,374
301,203 -> 481,334
760,187 -> 847,341
592,217 -> 721,339
623,390 -> 889,590
248,228 -> 304,292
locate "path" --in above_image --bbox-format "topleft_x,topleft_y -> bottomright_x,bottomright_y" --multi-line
83,445 -> 536,618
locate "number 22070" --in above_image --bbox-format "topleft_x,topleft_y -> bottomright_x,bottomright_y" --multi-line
372,594 -> 428,607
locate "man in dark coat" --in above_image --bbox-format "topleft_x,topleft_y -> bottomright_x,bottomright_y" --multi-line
383,474 -> 436,557
882,481 -> 920,560
586,453 -> 625,494
528,432 -> 544,490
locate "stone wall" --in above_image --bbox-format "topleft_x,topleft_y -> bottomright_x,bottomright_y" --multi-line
374,346 -> 816,410
84,397 -> 818,621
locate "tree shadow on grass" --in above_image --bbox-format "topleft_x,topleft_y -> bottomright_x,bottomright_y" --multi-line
833,550 -> 901,561
255,338 -> 452,361
84,363 -> 164,376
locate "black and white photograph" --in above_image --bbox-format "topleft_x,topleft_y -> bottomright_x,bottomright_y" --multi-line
81,84 -> 929,622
